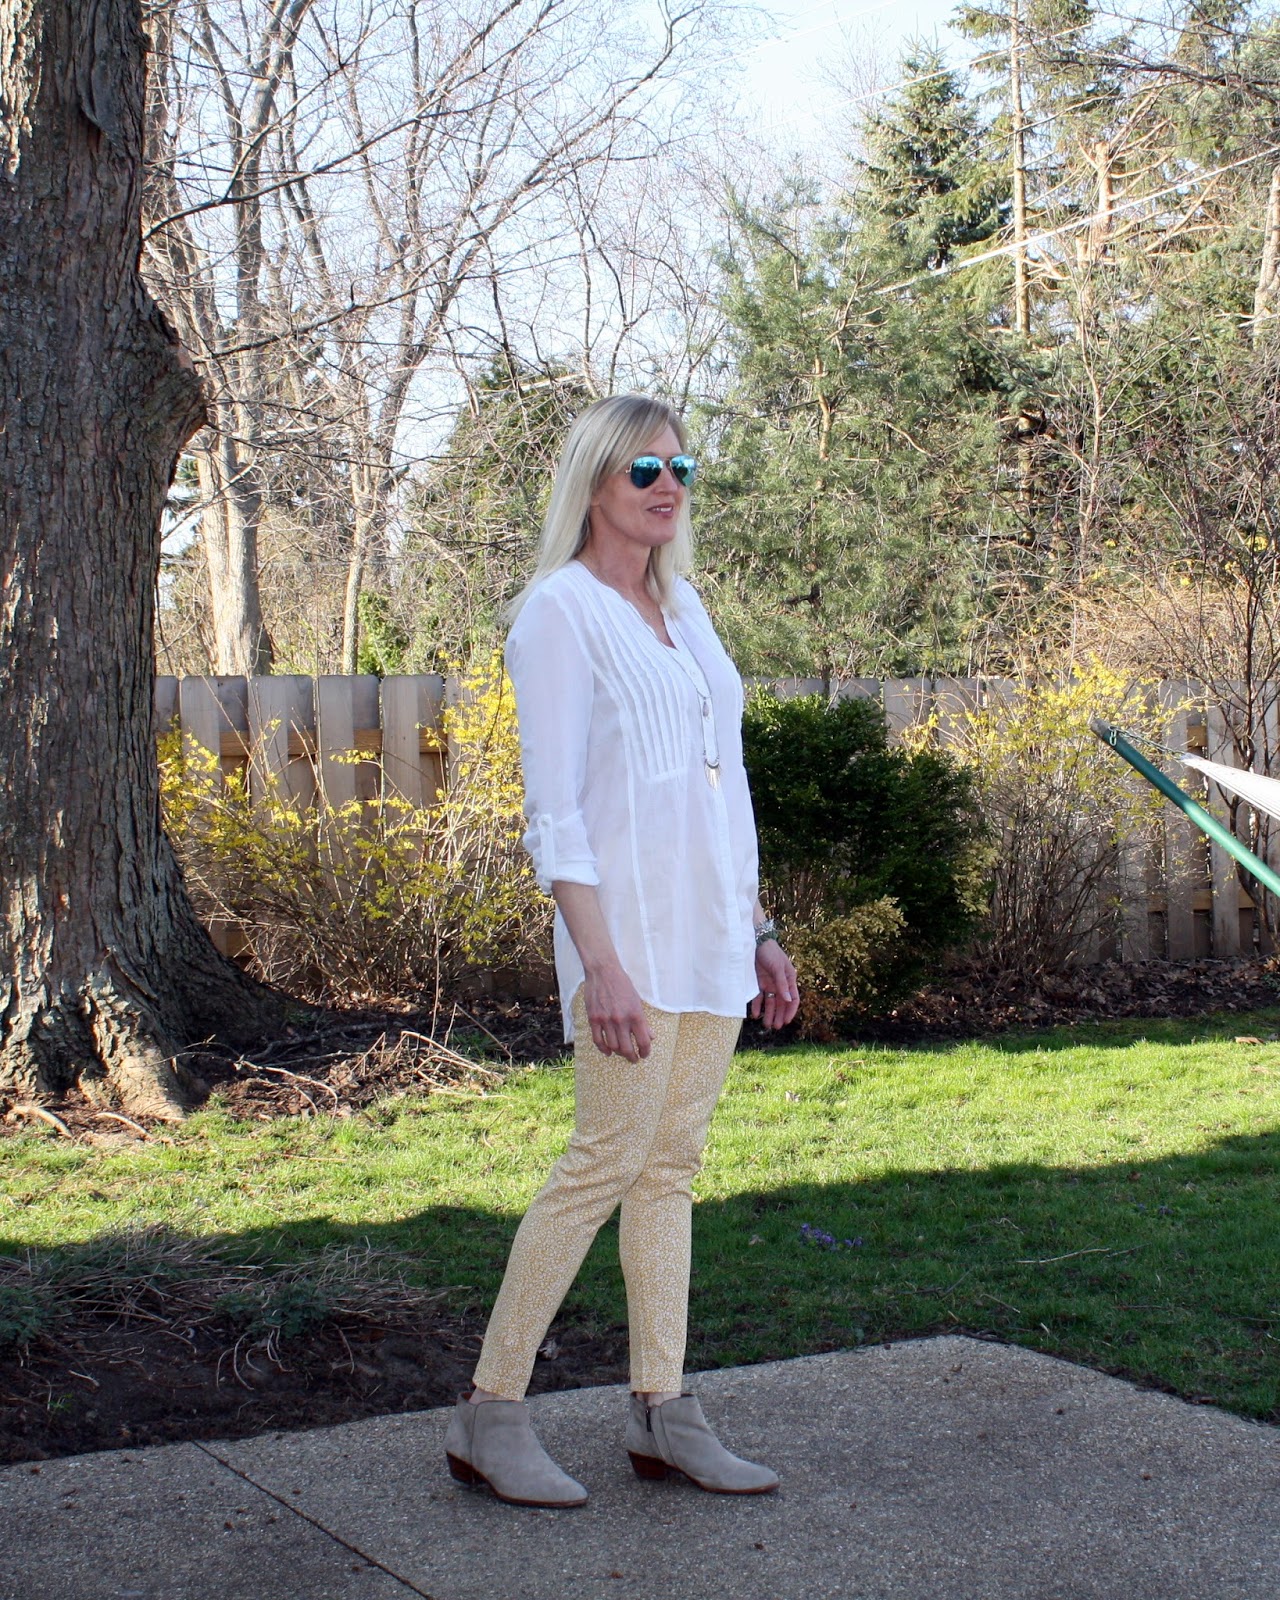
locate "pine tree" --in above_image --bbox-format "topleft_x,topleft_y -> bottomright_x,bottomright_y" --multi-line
394,361 -> 594,668
699,63 -> 1021,680
860,46 -> 1006,271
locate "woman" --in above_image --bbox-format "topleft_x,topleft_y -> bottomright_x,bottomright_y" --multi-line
444,394 -> 800,1509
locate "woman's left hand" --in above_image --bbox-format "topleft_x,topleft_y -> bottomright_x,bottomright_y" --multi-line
751,940 -> 800,1030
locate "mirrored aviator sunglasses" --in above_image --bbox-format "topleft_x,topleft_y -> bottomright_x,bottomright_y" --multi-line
628,454 -> 698,490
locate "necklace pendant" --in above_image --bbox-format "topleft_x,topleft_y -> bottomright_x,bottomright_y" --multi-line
705,759 -> 721,790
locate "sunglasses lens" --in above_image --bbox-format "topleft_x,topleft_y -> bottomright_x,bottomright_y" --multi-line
671,455 -> 698,486
629,456 -> 662,489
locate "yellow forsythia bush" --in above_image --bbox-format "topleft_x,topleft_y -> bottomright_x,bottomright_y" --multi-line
159,654 -> 550,1003
947,661 -> 1172,975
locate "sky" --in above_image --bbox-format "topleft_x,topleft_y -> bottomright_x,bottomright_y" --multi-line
161,0 -> 987,562
735,0 -> 970,156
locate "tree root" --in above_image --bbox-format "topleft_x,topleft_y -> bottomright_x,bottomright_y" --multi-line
82,966 -> 205,1122
10,1103 -> 73,1137
3,925 -> 283,1120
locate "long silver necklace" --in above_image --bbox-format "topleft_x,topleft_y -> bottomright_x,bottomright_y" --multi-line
666,622 -> 721,789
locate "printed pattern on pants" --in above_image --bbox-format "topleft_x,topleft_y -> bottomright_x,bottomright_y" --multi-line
472,996 -> 741,1400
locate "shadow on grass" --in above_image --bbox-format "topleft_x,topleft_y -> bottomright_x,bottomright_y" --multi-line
7,1131 -> 1274,1421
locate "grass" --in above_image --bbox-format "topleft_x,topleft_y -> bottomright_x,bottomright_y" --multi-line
3,1008 -> 1279,1420
0,1230 -> 452,1351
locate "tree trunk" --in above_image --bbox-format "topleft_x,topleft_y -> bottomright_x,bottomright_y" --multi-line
1075,138 -> 1114,348
1009,0 -> 1031,340
340,462 -> 387,675
0,0 -> 283,1117
1253,164 -> 1280,343
194,422 -> 273,674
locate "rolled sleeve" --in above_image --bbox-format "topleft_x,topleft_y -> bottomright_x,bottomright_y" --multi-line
521,811 -> 599,894
505,589 -> 599,894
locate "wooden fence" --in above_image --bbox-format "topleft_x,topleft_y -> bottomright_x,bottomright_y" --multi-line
155,674 -> 449,813
156,673 -> 1273,966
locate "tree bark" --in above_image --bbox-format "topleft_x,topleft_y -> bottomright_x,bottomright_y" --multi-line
195,420 -> 273,674
0,0 -> 283,1117
340,463 -> 385,676
1253,164 -> 1280,343
1009,0 -> 1032,340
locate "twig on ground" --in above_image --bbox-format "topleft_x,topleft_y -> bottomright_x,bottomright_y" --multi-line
1014,1246 -> 1141,1265
10,1103 -> 73,1138
975,1291 -> 1024,1316
445,1003 -> 515,1064
235,1060 -> 340,1111
93,1111 -> 155,1141
334,1323 -> 356,1375
400,1030 -> 502,1083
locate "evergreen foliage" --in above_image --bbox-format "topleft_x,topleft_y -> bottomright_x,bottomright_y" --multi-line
697,53 -> 1025,680
742,689 -> 986,1017
394,362 -> 593,669
860,46 -> 1006,270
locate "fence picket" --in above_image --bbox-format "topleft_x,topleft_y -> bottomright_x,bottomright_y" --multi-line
981,677 -> 1018,714
177,676 -> 228,778
248,675 -> 315,809
883,677 -> 930,737
767,677 -> 827,699
422,677 -> 447,802
174,678 -> 241,954
153,675 -> 177,736
380,676 -> 425,806
379,674 -> 447,807
1205,701 -> 1246,957
315,676 -> 375,810
931,677 -> 979,746
834,677 -> 882,704
1159,684 -> 1200,961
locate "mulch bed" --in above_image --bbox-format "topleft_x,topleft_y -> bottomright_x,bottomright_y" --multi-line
857,955 -> 1280,1043
3,958 -> 1278,1465
0,1312 -> 628,1467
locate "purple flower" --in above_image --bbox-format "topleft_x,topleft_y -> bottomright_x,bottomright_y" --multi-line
800,1222 -> 862,1252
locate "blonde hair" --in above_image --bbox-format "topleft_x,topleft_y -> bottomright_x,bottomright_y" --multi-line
508,393 -> 693,619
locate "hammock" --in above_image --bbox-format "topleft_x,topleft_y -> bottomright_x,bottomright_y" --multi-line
1090,719 -> 1280,900
1181,755 -> 1280,824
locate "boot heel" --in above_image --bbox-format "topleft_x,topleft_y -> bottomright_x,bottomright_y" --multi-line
628,1450 -> 671,1481
447,1452 -> 484,1487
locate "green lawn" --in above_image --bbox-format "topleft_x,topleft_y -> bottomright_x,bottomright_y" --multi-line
3,1010 -> 1279,1419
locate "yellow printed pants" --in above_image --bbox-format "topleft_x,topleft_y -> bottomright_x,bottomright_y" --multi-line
472,995 -> 741,1400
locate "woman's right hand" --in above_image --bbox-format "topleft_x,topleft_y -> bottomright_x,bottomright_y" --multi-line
583,962 -> 652,1061
552,881 -> 652,1062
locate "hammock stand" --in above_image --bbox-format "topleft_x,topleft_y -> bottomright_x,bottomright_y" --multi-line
1089,718 -> 1280,902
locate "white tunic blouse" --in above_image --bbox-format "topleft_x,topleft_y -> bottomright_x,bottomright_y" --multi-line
505,561 -> 760,1040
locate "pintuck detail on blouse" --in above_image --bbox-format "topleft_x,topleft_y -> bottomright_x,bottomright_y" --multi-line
504,561 -> 761,1041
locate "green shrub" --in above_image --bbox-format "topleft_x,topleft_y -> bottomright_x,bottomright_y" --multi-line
2,1229 -> 444,1356
217,1279 -> 332,1340
781,898 -> 909,1040
947,662 -> 1170,974
0,1280 -> 53,1350
743,690 -> 986,1030
356,591 -> 411,677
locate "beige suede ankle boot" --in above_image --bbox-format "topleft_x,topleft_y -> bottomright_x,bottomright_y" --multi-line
626,1393 -> 778,1494
445,1395 -> 588,1508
